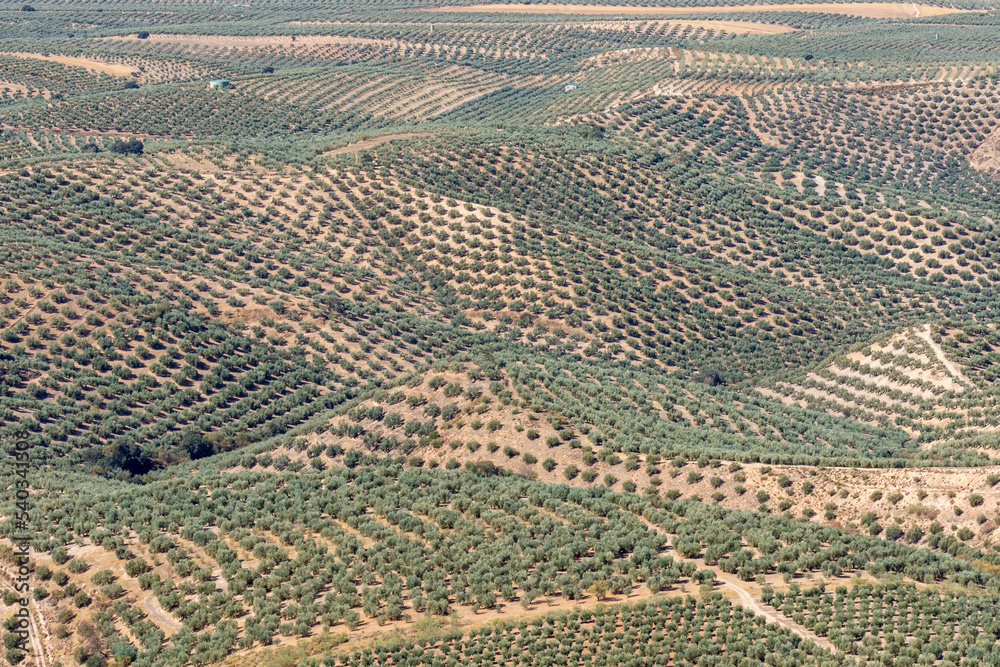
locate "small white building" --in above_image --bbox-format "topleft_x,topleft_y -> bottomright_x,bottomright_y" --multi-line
564,82 -> 578,92
208,79 -> 231,90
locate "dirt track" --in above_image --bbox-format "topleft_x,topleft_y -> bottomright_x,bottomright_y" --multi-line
917,323 -> 974,387
0,566 -> 52,667
716,574 -> 836,651
143,593 -> 183,633
640,519 -> 836,652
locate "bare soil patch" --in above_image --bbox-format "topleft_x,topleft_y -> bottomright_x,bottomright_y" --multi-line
326,132 -> 432,156
427,89 -> 499,117
970,127 -> 1000,172
572,17 -> 794,33
4,52 -> 137,77
0,81 -> 47,98
425,3 -> 963,18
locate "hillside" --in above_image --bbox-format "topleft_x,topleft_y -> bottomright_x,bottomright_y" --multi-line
7,1 -> 1000,667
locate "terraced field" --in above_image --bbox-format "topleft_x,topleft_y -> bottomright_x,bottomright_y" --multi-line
233,64 -> 529,121
758,325 -> 988,442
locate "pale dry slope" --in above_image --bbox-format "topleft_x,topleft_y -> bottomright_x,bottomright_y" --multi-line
326,133 -> 432,156
0,82 -> 46,98
4,52 -> 137,77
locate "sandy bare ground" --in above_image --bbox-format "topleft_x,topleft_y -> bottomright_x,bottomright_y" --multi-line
327,132 -> 432,155
3,52 -> 137,77
423,2 -> 963,17
0,81 -> 48,98
970,122 -> 1000,171
827,364 -> 939,400
845,348 -> 966,393
65,544 -> 102,558
970,126 -> 1000,172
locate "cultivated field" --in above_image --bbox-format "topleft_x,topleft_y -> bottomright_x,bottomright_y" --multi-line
3,0 -> 1000,666
427,2 -> 965,17
3,52 -> 138,77
649,19 -> 799,33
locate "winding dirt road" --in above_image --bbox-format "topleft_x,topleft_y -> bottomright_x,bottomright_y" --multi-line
715,573 -> 835,651
0,566 -> 51,667
643,523 -> 837,653
143,593 -> 182,633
